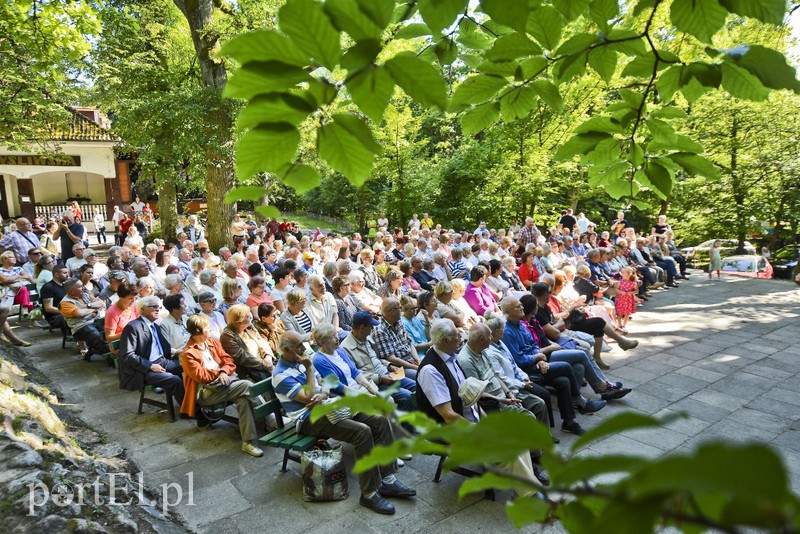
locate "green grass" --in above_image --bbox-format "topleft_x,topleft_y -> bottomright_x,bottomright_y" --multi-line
282,212 -> 353,233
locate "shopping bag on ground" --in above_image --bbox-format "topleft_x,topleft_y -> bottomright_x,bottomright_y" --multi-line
301,447 -> 349,502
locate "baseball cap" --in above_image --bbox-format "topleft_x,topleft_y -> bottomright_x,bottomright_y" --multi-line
352,311 -> 379,328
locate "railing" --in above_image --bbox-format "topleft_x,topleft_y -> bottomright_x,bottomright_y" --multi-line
34,204 -> 108,220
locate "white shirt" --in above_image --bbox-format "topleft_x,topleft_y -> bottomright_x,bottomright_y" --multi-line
201,347 -> 221,371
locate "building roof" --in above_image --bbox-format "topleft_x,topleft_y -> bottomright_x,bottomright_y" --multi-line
50,107 -> 118,142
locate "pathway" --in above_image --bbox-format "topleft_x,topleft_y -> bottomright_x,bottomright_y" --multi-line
11,272 -> 800,533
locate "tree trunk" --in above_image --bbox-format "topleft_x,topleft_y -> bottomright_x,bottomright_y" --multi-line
729,107 -> 747,254
156,176 -> 178,242
173,0 -> 233,251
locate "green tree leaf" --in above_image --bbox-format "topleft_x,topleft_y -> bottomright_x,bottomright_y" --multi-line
220,30 -> 309,67
571,412 -> 683,451
622,55 -> 656,78
236,93 -> 314,132
556,32 -> 598,55
224,186 -> 268,203
480,0 -> 531,33
486,32 -> 543,62
236,123 -> 300,180
604,173 -> 636,199
341,39 -> 382,70
278,163 -> 322,193
526,6 -> 564,51
721,62 -> 770,101
458,471 -> 536,499
717,0 -> 786,25
385,52 -> 448,109
670,152 -> 721,178
575,116 -> 625,134
721,45 -> 800,93
552,0 -> 591,19
436,411 -> 554,468
355,0 -> 395,28
461,101 -> 501,135
325,0 -> 383,40
588,46 -> 618,83
452,74 -> 508,108
347,65 -> 395,122
545,454 -> 649,486
555,132 -> 613,160
669,0 -> 728,44
223,62 -> 311,100
477,60 -> 519,77
531,79 -> 563,112
395,22 -> 433,39
457,17 -> 493,49
279,0 -> 342,70
645,158 -> 674,199
499,85 -> 538,120
418,0 -> 468,35
309,391 -> 395,422
651,106 -> 688,119
303,79 -> 339,107
434,36 -> 459,65
589,0 -> 619,30
656,65 -> 684,102
519,56 -> 549,79
255,205 -> 281,220
505,496 -> 551,528
317,114 -> 381,186
355,438 -> 448,472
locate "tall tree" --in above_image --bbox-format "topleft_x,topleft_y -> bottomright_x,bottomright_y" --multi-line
172,0 -> 237,250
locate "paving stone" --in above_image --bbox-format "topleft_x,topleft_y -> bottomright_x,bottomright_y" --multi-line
653,372 -> 714,393
687,389 -> 749,411
652,408 -> 714,437
623,426 -> 691,452
171,479 -> 252,529
745,397 -> 800,423
762,388 -> 800,407
668,398 -> 733,423
673,365 -> 726,383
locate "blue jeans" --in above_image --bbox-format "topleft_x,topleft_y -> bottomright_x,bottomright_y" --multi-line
380,377 -> 416,412
549,349 -> 606,392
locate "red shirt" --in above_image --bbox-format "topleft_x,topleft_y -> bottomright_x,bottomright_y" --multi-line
518,263 -> 539,288
119,218 -> 133,234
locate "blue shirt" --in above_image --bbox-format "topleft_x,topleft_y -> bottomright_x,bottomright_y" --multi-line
312,348 -> 360,396
402,315 -> 428,346
272,358 -> 322,422
502,320 -> 541,369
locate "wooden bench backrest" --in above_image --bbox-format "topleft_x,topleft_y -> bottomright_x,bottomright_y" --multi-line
250,378 -> 285,429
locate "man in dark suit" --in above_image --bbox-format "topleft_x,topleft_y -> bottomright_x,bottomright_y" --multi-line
119,295 -> 184,405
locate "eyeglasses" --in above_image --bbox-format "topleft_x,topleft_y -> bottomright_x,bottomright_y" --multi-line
146,305 -> 162,310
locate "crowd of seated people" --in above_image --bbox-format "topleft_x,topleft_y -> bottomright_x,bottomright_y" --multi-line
5,207 -> 695,514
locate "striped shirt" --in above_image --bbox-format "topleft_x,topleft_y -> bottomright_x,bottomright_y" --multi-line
294,310 -> 313,334
272,359 -> 322,424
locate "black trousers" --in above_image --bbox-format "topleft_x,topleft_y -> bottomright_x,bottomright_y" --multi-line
144,357 -> 185,405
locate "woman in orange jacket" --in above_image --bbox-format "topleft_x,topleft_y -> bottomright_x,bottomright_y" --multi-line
180,314 -> 264,457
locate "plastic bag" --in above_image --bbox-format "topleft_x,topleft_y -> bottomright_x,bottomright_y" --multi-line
301,447 -> 349,502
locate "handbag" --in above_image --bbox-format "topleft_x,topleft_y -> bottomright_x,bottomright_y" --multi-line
568,308 -> 588,325
301,447 -> 349,502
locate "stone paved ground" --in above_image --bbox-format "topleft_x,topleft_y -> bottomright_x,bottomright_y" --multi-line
9,271 -> 800,533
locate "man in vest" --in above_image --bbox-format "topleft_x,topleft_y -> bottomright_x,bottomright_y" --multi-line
416,318 -> 542,491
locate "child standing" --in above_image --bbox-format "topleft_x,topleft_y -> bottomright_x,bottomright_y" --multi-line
708,240 -> 722,279
615,267 -> 638,334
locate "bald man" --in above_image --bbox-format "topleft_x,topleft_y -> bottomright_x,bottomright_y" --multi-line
0,218 -> 40,263
273,331 -> 415,515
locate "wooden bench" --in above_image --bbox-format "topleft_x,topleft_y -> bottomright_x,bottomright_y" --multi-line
251,378 -> 325,472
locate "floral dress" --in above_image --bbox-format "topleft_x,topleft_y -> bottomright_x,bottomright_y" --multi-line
614,279 -> 637,317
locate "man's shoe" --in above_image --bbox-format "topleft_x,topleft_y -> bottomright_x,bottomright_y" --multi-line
561,420 -> 585,435
379,480 -> 416,498
241,442 -> 264,457
396,458 -> 404,467
667,283 -> 680,288
532,463 -> 550,486
576,399 -> 606,414
601,387 -> 632,401
360,494 -> 396,515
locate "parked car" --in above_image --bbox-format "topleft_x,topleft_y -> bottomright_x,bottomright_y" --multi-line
719,255 -> 773,279
681,239 -> 756,267
771,244 -> 800,285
